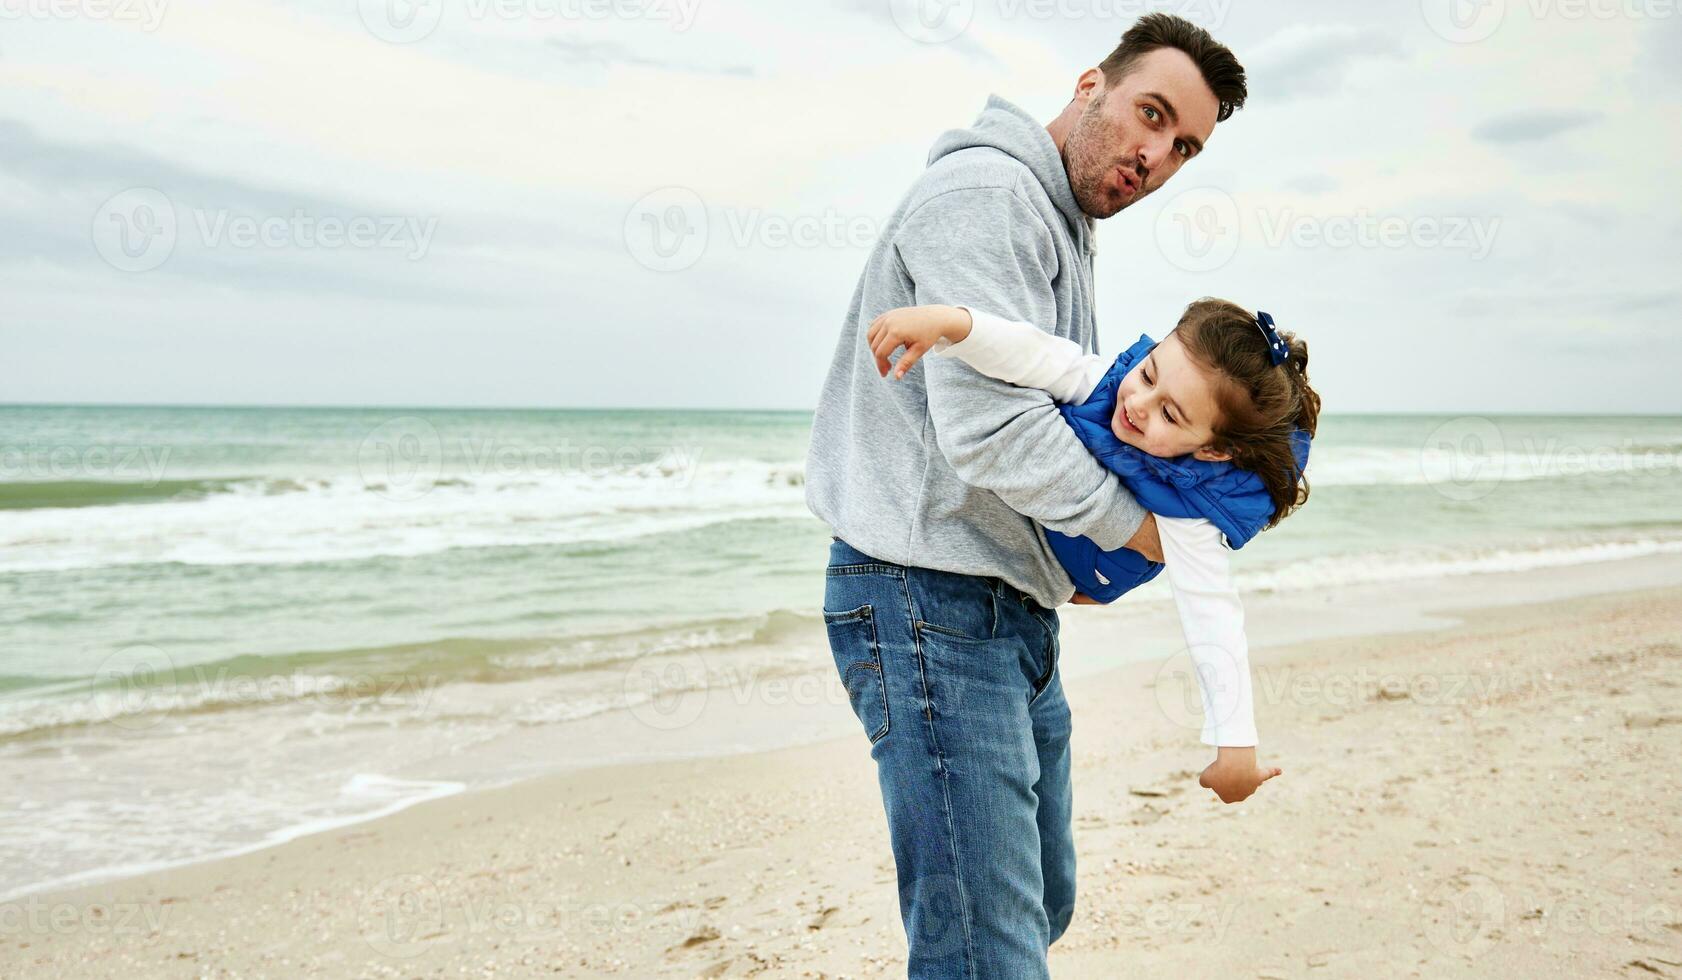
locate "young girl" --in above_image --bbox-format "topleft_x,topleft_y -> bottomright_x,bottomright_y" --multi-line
866,298 -> 1321,804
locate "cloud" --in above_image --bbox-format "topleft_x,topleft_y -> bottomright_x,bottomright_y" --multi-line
1454,286 -> 1681,319
547,38 -> 755,77
1471,109 -> 1603,144
0,120 -> 588,306
1245,24 -> 1404,102
1283,173 -> 1339,195
833,0 -> 1004,68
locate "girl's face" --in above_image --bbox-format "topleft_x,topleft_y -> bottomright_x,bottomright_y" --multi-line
1111,333 -> 1233,461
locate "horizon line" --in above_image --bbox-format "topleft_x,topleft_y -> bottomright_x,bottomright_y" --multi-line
1,401 -> 1678,418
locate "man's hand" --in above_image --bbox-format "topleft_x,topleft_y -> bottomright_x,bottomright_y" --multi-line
1124,513 -> 1162,563
1198,746 -> 1282,804
867,305 -> 974,379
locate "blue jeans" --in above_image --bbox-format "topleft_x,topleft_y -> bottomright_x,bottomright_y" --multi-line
822,537 -> 1075,979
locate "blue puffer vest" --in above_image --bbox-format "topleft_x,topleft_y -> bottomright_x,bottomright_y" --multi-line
1046,335 -> 1313,603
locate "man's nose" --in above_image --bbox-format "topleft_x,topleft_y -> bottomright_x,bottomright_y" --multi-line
1137,136 -> 1175,177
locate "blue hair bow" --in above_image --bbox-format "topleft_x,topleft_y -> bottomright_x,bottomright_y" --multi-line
1255,311 -> 1289,366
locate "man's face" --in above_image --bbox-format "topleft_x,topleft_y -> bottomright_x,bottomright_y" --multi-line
1064,48 -> 1221,219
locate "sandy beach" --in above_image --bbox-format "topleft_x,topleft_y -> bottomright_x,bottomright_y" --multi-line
6,555 -> 1682,979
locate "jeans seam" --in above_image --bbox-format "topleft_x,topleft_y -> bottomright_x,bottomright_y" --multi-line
825,604 -> 891,743
901,571 -> 977,978
1026,608 -> 1059,707
826,562 -> 904,578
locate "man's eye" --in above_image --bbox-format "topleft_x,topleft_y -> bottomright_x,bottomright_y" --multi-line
1142,106 -> 1159,123
1175,140 -> 1190,159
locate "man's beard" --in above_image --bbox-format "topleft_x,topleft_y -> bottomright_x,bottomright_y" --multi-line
1064,90 -> 1136,220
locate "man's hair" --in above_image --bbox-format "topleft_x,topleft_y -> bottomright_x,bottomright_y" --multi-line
1097,13 -> 1248,122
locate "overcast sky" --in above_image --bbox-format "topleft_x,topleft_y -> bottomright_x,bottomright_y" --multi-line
4,0 -> 1680,413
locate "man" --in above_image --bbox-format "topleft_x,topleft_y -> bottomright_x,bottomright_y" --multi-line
804,14 -> 1249,978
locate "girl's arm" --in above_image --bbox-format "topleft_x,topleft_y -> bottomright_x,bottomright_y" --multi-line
1157,515 -> 1282,803
867,304 -> 1109,404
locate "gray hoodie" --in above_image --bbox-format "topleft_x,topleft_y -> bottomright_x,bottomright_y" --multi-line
804,94 -> 1147,608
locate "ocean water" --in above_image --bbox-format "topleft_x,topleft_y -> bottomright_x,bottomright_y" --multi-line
2,404 -> 1680,898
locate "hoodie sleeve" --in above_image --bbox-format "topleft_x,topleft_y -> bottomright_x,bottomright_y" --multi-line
892,186 -> 1147,552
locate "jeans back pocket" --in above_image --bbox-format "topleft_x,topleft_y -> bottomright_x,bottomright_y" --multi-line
823,604 -> 889,744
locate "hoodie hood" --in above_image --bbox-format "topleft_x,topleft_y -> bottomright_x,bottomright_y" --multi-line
927,94 -> 1094,252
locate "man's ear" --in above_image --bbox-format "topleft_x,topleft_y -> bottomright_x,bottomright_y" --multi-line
1192,445 -> 1232,463
1074,67 -> 1105,103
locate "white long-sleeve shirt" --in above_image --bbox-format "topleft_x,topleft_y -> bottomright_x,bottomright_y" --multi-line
937,309 -> 1259,747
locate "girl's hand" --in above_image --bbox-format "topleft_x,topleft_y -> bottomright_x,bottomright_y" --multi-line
867,305 -> 974,379
1198,746 -> 1282,804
